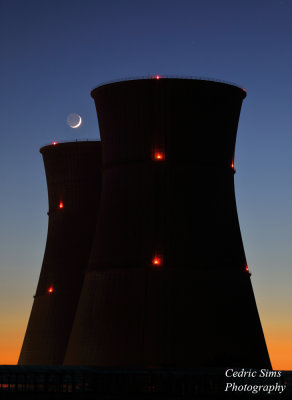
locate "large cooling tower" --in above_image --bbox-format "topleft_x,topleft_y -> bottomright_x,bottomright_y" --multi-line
19,141 -> 102,365
64,78 -> 271,368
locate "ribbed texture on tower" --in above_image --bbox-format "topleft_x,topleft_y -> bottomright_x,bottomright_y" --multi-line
18,141 -> 102,365
64,79 -> 271,369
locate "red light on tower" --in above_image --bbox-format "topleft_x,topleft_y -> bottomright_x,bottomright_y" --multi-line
154,151 -> 165,161
48,286 -> 54,294
156,75 -> 160,80
52,141 -> 58,146
58,201 -> 64,209
152,255 -> 163,267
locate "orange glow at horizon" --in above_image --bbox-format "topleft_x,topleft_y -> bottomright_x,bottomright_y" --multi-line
1,328 -> 292,369
0,314 -> 27,365
0,338 -> 22,365
1,314 -> 292,368
266,333 -> 292,370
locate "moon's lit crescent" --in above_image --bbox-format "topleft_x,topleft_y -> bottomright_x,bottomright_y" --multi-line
71,115 -> 82,128
67,113 -> 82,129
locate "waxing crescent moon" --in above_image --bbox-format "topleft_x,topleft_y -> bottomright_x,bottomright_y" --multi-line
67,113 -> 82,129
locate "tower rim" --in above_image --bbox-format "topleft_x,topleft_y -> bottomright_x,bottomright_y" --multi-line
91,76 -> 247,99
40,140 -> 101,154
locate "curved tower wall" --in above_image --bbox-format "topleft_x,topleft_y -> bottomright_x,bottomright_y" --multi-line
64,79 -> 271,368
19,141 -> 102,365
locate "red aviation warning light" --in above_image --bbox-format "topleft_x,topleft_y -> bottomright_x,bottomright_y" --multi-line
245,264 -> 251,275
152,255 -> 163,267
52,141 -> 58,146
48,286 -> 54,294
154,151 -> 165,161
58,201 -> 64,209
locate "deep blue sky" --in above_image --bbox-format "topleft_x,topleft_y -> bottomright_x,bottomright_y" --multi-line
1,0 -> 292,367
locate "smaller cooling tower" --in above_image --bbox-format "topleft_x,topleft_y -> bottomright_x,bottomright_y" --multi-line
18,141 -> 102,365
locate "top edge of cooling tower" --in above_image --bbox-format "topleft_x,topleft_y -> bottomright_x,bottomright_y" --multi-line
40,140 -> 101,155
90,77 -> 247,99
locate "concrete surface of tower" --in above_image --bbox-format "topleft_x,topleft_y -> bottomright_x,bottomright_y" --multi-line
19,141 -> 102,365
65,78 -> 271,368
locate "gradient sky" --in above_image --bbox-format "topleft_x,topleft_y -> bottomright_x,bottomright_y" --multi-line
1,0 -> 292,369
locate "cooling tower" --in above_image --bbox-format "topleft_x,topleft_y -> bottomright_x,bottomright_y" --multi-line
64,78 -> 271,368
19,141 -> 102,365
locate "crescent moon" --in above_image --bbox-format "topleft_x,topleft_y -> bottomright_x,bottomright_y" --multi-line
71,115 -> 82,129
67,113 -> 82,129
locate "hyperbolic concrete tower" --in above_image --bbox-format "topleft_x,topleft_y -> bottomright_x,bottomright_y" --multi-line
64,78 -> 271,368
19,141 -> 102,365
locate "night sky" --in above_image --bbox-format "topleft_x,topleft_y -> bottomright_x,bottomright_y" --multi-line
1,0 -> 292,369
